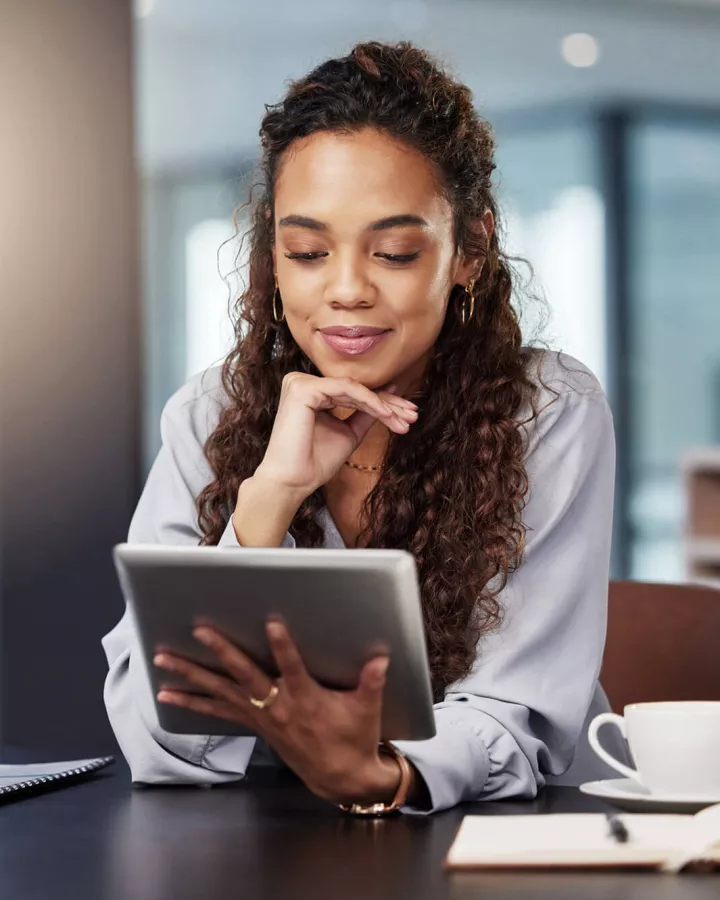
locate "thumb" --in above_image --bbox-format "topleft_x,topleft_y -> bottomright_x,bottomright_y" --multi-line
355,656 -> 389,709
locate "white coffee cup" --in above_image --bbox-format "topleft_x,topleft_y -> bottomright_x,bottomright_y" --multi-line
588,701 -> 720,799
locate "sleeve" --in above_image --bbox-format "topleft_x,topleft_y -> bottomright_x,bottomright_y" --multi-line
392,385 -> 616,814
102,380 -> 283,785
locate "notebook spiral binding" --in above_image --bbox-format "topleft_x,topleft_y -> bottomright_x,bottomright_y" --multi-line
0,756 -> 115,796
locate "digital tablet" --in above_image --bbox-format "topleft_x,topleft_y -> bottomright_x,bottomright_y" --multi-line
112,544 -> 436,741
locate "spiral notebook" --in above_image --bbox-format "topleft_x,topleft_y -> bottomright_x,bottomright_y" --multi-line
0,756 -> 115,800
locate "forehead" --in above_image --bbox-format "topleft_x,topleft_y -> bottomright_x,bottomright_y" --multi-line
274,128 -> 451,230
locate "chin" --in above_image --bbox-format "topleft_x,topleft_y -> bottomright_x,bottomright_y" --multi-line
320,359 -> 394,389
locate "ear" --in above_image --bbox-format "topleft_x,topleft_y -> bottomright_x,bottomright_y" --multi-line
455,209 -> 495,285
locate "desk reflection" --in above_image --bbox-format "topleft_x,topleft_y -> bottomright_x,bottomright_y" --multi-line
101,771 -> 719,900
104,771 -> 454,900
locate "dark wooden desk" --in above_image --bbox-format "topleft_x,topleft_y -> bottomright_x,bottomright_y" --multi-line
0,761 -> 716,900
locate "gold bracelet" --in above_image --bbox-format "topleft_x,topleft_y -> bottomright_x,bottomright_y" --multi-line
337,742 -> 413,816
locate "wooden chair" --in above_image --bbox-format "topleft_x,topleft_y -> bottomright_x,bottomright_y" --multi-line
600,580 -> 720,714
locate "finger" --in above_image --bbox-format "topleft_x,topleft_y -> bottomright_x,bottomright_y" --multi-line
354,656 -> 390,710
290,376 -> 416,437
376,388 -> 418,411
288,372 -> 417,414
157,689 -> 245,724
381,395 -> 419,419
370,394 -> 418,430
193,626 -> 270,691
154,652 -> 246,706
319,387 -> 400,426
266,620 -> 314,695
344,404 -> 412,442
319,379 -> 416,424
356,390 -> 418,418
300,377 -> 417,437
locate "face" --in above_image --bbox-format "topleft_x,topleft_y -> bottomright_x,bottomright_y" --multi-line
272,128 -> 488,392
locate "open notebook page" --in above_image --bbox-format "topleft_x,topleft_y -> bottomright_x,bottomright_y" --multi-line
445,812 -> 720,870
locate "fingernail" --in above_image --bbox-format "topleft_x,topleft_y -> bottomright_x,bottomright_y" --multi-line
376,657 -> 389,678
193,627 -> 213,645
266,621 -> 283,640
154,654 -> 168,667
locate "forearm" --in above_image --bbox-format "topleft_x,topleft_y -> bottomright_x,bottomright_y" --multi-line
232,472 -> 307,547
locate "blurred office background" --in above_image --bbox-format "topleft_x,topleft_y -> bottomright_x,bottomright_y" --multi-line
1,0 -> 718,754
134,0 -> 720,586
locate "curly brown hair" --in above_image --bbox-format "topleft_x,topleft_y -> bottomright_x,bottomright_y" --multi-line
197,40 -> 548,701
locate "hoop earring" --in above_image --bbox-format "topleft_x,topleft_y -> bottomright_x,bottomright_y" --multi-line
272,284 -> 285,323
457,278 -> 476,327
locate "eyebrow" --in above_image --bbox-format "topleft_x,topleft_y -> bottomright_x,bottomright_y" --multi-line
278,213 -> 429,232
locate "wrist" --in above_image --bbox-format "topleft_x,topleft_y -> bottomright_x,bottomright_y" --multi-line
250,466 -> 312,510
328,745 -> 421,813
232,473 -> 307,547
317,753 -> 401,807
350,753 -> 404,806
342,751 -> 429,812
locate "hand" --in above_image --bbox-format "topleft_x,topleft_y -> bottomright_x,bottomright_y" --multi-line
254,372 -> 419,498
153,620 -> 404,806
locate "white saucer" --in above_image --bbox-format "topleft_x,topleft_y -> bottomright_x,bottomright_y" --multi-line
580,778 -> 720,813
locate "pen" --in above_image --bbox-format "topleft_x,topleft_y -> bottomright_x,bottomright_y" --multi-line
605,812 -> 630,843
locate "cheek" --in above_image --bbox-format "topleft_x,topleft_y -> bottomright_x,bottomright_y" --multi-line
277,273 -> 320,338
278,267 -> 320,313
279,286 -> 323,368
391,268 -> 455,378
391,269 -> 450,338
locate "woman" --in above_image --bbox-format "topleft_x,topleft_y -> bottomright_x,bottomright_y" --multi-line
103,40 -> 624,815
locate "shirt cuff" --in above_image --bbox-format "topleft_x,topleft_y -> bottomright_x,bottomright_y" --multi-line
217,515 -> 297,549
392,705 -> 542,815
391,712 -> 492,815
201,734 -> 258,775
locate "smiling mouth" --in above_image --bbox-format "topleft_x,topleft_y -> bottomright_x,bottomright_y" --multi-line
318,327 -> 392,357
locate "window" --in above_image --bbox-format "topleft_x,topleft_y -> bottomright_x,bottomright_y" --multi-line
495,122 -> 607,389
628,119 -> 720,581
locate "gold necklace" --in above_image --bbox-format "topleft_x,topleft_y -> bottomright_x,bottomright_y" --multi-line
344,459 -> 381,472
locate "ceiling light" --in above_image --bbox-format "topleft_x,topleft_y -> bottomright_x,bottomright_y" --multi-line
561,33 -> 600,68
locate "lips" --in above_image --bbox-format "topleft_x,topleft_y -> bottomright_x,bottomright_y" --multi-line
318,325 -> 391,357
318,326 -> 390,337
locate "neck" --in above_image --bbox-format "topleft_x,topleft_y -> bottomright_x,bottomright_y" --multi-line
351,419 -> 391,467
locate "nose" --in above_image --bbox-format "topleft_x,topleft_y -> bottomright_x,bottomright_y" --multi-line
325,249 -> 376,310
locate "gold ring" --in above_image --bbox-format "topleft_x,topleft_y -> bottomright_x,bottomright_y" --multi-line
249,683 -> 280,710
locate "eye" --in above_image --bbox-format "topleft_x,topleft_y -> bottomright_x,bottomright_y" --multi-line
284,252 -> 328,262
375,252 -> 421,264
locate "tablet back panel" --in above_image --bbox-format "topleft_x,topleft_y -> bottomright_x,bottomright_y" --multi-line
113,544 -> 436,741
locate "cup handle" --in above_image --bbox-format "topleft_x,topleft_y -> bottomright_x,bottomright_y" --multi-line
587,712 -> 640,781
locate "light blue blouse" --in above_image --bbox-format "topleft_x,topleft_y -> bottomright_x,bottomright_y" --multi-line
102,349 -> 628,814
